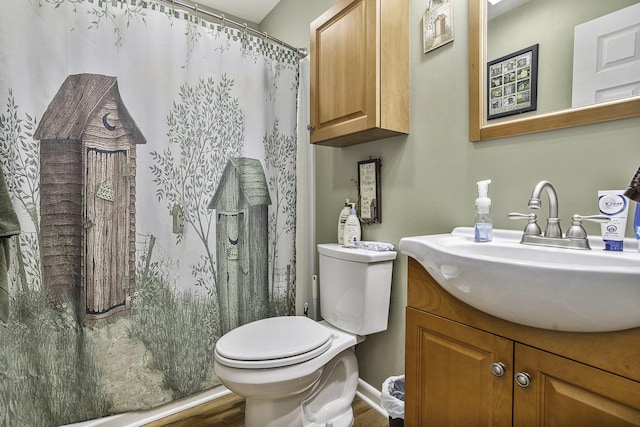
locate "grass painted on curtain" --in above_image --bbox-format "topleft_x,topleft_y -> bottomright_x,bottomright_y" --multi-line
0,1 -> 299,425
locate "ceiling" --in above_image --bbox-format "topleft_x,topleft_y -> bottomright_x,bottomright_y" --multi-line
195,0 -> 526,25
488,0 -> 531,20
194,0 -> 282,24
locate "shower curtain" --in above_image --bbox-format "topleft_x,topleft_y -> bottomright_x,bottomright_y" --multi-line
0,1 -> 299,425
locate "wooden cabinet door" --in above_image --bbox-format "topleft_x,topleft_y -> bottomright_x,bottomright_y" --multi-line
406,308 -> 513,426
310,0 -> 377,143
310,0 -> 408,146
514,343 -> 640,426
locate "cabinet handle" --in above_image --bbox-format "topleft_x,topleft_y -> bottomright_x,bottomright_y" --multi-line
515,372 -> 531,388
490,362 -> 506,377
307,124 -> 315,131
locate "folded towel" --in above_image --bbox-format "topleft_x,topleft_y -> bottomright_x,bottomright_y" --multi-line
0,165 -> 20,324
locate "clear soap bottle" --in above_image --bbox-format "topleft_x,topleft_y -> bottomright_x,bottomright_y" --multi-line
475,179 -> 493,242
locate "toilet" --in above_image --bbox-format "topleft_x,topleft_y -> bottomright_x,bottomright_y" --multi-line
213,243 -> 397,427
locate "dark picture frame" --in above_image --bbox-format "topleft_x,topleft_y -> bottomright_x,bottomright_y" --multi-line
358,158 -> 381,224
487,44 -> 539,120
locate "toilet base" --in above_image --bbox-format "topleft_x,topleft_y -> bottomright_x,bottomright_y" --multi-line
244,398 -> 354,427
245,396 -> 304,427
242,349 -> 358,427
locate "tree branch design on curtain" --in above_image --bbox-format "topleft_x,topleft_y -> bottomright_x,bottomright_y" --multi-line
150,75 -> 245,298
0,91 -> 42,291
264,119 -> 297,316
39,0 -> 148,46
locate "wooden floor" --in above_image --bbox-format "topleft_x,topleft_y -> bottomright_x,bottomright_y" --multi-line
145,392 -> 389,427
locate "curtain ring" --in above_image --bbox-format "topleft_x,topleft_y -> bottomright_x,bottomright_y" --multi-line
262,32 -> 268,43
242,23 -> 248,37
220,14 -> 226,28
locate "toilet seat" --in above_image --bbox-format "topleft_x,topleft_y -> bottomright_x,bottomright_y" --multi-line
214,316 -> 333,369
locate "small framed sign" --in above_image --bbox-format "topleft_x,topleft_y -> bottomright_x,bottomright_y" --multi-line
423,0 -> 454,53
358,158 -> 381,224
487,44 -> 539,120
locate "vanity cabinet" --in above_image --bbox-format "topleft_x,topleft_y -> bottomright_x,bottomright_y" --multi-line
309,0 -> 409,147
406,258 -> 640,426
406,308 -> 513,426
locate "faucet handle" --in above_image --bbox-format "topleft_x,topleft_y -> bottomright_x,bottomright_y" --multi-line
508,212 -> 535,220
508,212 -> 542,236
572,214 -> 610,224
566,214 -> 610,239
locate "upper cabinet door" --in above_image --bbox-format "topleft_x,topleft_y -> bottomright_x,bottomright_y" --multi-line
310,0 -> 409,147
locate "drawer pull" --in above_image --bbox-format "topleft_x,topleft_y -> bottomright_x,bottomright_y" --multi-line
515,372 -> 532,388
490,362 -> 506,377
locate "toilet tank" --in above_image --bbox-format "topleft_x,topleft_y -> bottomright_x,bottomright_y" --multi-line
317,244 -> 397,336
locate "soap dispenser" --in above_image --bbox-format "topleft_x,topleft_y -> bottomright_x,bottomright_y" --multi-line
337,199 -> 351,245
475,179 -> 493,242
342,204 -> 361,247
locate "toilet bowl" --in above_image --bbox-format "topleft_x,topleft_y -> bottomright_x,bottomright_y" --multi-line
213,244 -> 397,427
213,316 -> 362,427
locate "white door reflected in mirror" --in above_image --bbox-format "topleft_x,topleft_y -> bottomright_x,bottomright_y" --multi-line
572,3 -> 640,108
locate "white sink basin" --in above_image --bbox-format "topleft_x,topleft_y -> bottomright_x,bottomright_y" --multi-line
399,227 -> 640,332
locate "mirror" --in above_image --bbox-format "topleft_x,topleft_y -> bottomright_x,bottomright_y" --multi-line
469,0 -> 640,142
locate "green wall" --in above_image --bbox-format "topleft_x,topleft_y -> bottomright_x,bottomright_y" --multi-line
262,0 -> 640,392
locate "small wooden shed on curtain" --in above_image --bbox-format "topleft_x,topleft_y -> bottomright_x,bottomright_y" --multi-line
34,73 -> 146,323
208,157 -> 271,334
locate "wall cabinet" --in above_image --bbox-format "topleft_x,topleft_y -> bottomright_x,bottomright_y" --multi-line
309,0 -> 409,147
406,258 -> 640,426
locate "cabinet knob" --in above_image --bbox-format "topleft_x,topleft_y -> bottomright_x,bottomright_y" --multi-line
307,124 -> 315,131
490,362 -> 506,377
515,372 -> 532,388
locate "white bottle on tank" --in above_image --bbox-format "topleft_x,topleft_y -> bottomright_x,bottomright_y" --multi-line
343,204 -> 361,247
337,199 -> 351,245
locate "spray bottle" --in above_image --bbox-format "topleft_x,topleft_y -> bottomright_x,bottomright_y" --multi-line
475,179 -> 493,242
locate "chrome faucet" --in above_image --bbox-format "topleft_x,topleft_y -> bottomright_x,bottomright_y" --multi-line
528,180 -> 562,238
509,180 -> 609,250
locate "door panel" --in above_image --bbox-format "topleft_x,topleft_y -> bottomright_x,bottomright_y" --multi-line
405,308 -> 513,426
514,343 -> 640,426
85,149 -> 129,315
572,3 -> 640,107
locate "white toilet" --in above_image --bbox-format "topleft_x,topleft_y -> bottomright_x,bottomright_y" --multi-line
213,243 -> 397,427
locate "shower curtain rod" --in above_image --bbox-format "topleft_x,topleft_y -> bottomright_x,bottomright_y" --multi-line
163,0 -> 308,58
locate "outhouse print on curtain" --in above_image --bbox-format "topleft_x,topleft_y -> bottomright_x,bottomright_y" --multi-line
0,1 -> 299,426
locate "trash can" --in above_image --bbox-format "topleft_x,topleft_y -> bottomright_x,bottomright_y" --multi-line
381,375 -> 404,427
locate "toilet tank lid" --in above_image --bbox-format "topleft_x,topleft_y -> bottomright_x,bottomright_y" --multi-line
317,243 -> 397,262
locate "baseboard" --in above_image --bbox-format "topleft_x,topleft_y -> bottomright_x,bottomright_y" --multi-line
356,378 -> 388,418
68,385 -> 232,427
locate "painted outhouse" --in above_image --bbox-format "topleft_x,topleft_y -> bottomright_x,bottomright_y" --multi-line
208,157 -> 271,334
34,73 -> 146,323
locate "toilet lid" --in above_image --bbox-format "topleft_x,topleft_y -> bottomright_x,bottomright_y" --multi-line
215,316 -> 333,369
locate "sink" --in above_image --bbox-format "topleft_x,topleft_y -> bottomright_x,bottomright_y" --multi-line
399,227 -> 640,332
